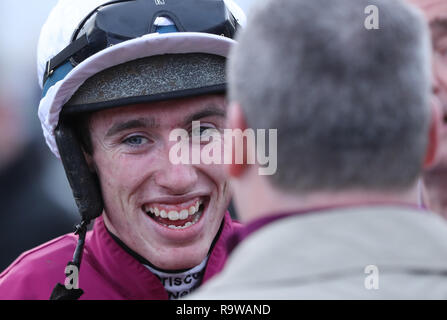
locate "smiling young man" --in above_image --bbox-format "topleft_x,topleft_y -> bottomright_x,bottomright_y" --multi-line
407,0 -> 447,218
0,0 -> 245,300
87,96 -> 230,271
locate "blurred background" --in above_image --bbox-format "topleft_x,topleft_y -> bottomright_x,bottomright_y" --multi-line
0,0 -> 255,271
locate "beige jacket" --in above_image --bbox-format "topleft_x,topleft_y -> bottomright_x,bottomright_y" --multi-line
189,206 -> 447,299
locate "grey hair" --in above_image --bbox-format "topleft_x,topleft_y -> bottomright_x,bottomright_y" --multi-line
228,0 -> 432,192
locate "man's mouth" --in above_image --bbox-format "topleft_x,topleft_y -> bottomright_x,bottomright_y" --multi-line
142,197 -> 206,230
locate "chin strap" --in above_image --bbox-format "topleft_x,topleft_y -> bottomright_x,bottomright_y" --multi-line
49,220 -> 90,300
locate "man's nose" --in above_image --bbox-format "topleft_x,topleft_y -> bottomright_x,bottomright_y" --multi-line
154,159 -> 199,195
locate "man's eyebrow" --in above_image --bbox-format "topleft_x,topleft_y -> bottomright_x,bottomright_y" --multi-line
183,106 -> 226,125
105,118 -> 158,137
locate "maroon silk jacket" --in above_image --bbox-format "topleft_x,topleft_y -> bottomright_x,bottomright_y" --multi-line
0,212 -> 239,300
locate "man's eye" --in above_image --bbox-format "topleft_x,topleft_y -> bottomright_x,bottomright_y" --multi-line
191,126 -> 216,138
123,135 -> 149,146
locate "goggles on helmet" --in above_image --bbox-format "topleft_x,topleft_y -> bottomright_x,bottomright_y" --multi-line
43,0 -> 239,86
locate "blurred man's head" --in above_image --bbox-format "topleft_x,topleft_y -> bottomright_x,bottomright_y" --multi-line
407,0 -> 447,216
227,0 -> 436,222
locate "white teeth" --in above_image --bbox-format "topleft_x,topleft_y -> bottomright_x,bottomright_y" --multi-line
146,199 -> 204,224
179,209 -> 189,220
168,224 -> 186,230
158,211 -> 203,230
167,219 -> 196,230
168,211 -> 179,221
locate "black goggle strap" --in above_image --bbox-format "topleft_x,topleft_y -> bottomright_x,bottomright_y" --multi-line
42,35 -> 88,86
44,0 -> 127,85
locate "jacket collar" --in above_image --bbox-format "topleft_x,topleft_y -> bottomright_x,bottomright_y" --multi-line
203,211 -> 241,282
227,202 -> 425,255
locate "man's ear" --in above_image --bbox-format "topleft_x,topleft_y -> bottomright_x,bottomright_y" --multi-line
227,102 -> 249,178
423,96 -> 441,169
